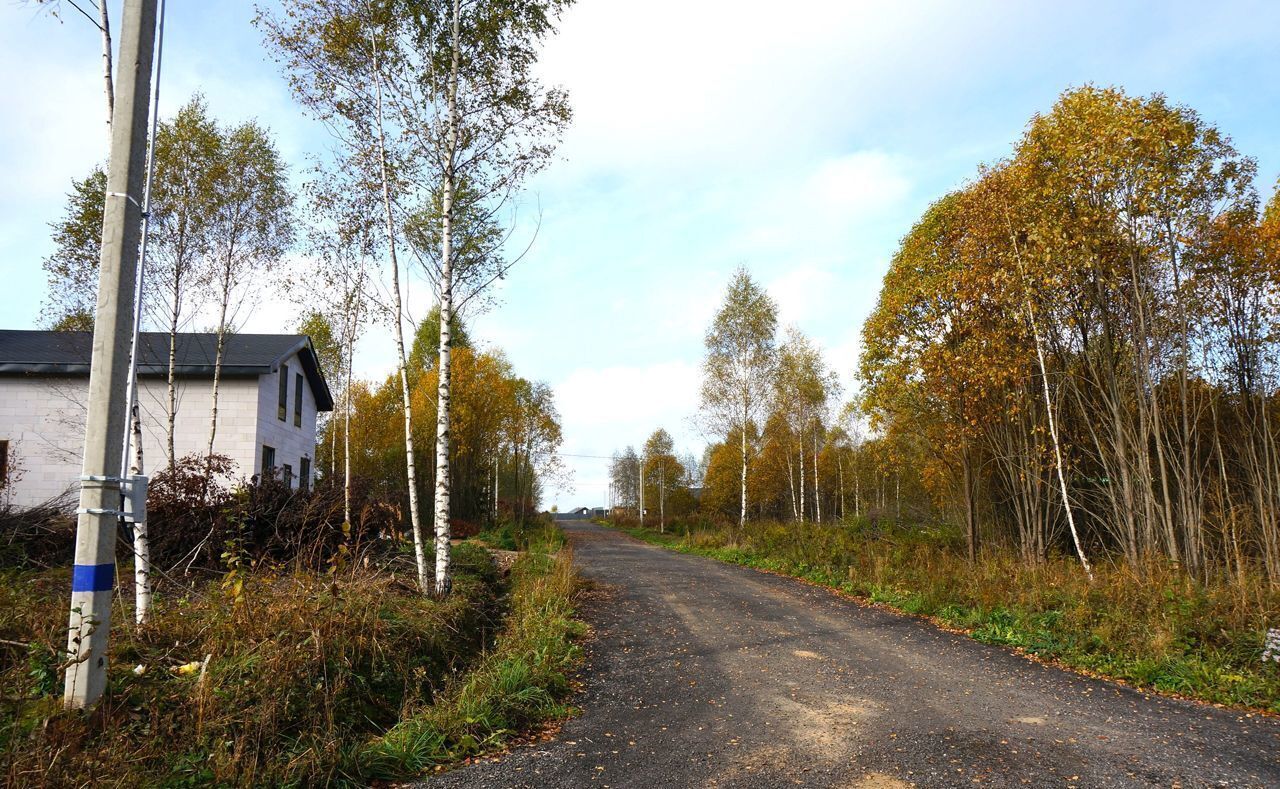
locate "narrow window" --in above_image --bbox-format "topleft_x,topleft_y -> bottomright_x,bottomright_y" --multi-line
282,463 -> 294,488
294,372 -> 303,427
278,363 -> 289,421
262,445 -> 276,479
299,457 -> 311,493
0,440 -> 8,488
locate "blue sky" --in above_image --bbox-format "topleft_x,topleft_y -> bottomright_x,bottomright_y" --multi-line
3,1 -> 1279,508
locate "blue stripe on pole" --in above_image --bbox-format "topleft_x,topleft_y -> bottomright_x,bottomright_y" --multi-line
71,564 -> 115,592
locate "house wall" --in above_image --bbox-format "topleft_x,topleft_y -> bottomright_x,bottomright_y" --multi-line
0,355 -> 320,508
252,352 -> 318,486
134,375 -> 262,484
0,376 -> 94,507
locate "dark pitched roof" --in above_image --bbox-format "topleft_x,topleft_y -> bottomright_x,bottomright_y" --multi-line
0,331 -> 333,411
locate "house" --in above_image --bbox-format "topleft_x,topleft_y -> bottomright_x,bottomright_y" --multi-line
0,330 -> 333,508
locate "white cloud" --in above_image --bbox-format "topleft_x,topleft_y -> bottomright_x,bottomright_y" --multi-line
806,152 -> 912,218
768,264 -> 841,328
548,360 -> 702,506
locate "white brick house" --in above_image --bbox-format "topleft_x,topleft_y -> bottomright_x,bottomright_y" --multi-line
0,331 -> 333,508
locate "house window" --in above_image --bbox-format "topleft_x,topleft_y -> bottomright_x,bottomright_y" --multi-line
299,457 -> 311,493
294,372 -> 303,427
278,363 -> 289,421
282,463 -> 294,488
262,445 -> 276,479
0,440 -> 8,488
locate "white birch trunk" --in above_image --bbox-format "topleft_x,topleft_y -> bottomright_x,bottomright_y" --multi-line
371,30 -> 429,593
837,452 -> 845,521
798,425 -> 806,523
206,291 -> 231,459
854,457 -> 860,518
130,399 -> 149,624
343,306 -> 355,527
786,451 -> 798,521
166,305 -> 178,469
130,404 -> 144,475
431,0 -> 463,597
98,0 -> 113,147
1006,218 -> 1094,582
813,428 -> 821,524
1023,282 -> 1093,581
739,400 -> 748,535
639,460 -> 645,528
659,464 -> 665,533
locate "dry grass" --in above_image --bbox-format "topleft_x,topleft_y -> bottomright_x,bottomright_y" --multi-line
0,542 -> 506,786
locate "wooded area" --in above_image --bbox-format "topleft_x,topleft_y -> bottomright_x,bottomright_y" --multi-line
862,86 -> 1280,582
616,86 -> 1280,590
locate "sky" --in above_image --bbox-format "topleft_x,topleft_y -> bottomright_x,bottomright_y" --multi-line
3,1 -> 1280,509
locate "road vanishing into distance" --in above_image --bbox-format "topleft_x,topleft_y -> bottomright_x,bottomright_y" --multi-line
429,521 -> 1280,788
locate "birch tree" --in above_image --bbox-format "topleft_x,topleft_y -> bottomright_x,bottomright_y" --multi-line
26,0 -> 115,146
643,428 -> 680,533
204,121 -> 295,460
396,0 -> 573,596
261,0 -> 570,594
299,159 -> 376,525
41,168 -> 107,331
699,267 -> 778,537
775,327 -> 837,523
610,446 -> 641,514
31,0 -> 116,330
260,0 -> 436,590
147,96 -> 221,468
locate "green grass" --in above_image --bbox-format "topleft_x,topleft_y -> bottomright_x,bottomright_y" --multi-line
606,517 -> 1280,714
358,548 -> 583,780
1,532 -> 583,786
474,519 -> 567,553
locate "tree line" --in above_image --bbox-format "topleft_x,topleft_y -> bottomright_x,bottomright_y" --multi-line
615,85 -> 1280,590
862,85 -> 1280,582
313,308 -> 565,534
609,269 -> 869,535
608,429 -> 702,532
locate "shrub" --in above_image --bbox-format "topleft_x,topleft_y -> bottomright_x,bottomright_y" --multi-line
0,496 -> 74,570
144,454 -> 401,581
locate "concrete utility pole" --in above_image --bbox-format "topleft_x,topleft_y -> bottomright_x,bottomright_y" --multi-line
64,0 -> 159,710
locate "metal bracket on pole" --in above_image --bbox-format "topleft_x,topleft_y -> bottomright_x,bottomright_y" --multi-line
76,475 -> 147,523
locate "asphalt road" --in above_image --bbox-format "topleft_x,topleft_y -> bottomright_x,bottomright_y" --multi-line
427,520 -> 1280,788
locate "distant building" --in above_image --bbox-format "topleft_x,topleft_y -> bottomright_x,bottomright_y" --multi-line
0,330 -> 333,508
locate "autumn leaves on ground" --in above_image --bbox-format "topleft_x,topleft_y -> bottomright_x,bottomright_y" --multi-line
610,87 -> 1280,715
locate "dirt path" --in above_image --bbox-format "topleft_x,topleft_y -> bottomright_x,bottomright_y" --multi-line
427,521 -> 1280,787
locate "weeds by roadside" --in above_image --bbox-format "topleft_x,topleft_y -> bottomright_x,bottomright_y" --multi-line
1,518 -> 584,786
360,546 -> 582,780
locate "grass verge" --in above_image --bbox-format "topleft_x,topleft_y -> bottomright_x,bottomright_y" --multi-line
359,544 -> 582,780
604,518 -> 1280,714
1,528 -> 582,786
